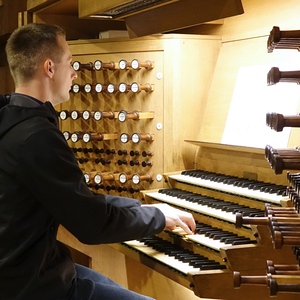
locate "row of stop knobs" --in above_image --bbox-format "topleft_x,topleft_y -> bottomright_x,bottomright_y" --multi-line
71,82 -> 154,94
58,110 -> 154,122
73,59 -> 154,71
89,184 -> 141,194
63,131 -> 154,143
83,171 -> 153,185
71,147 -> 153,156
78,157 -> 153,167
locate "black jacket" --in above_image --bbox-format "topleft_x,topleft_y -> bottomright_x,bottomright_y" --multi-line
0,93 -> 165,300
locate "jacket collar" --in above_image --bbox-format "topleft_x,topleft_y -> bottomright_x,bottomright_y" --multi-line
10,93 -> 59,128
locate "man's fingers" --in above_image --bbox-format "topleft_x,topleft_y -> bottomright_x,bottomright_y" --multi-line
177,219 -> 194,235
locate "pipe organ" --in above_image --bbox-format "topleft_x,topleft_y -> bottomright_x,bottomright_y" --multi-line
57,28 -> 300,299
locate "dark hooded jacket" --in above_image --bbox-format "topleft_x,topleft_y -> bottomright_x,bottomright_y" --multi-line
0,93 -> 165,300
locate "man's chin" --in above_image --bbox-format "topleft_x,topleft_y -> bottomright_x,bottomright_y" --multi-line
53,96 -> 70,106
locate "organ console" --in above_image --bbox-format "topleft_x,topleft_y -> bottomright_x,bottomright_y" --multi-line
58,35 -> 300,299
106,142 -> 300,300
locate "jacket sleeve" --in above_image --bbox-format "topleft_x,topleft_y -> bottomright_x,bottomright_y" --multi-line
16,126 -> 165,244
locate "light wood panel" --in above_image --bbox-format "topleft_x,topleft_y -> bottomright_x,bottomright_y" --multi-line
187,140 -> 288,186
196,35 -> 300,148
58,34 -> 221,197
178,0 -> 300,42
125,0 -> 243,38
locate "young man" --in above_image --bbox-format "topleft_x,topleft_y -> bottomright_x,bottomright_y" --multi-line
0,23 -> 195,300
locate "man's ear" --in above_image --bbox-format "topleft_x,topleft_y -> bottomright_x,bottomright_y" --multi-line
44,59 -> 54,79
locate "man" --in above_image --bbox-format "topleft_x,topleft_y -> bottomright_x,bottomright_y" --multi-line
0,23 -> 195,300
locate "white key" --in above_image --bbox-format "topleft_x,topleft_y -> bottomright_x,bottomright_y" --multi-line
186,234 -> 230,251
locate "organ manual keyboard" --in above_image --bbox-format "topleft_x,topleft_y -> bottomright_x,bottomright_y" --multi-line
109,141 -> 300,300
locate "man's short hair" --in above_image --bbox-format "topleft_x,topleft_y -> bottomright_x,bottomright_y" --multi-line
5,23 -> 66,86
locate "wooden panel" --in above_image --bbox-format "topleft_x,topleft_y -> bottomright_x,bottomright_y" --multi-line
171,0 -> 300,153
183,0 -> 300,43
56,34 -> 221,198
220,242 -> 298,271
124,0 -> 243,37
195,34 -> 300,149
33,13 -> 126,40
78,0 -> 132,18
189,140 -> 289,186
27,0 -> 60,12
28,0 -> 78,14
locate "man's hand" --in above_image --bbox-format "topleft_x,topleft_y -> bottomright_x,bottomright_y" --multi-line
143,203 -> 196,235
